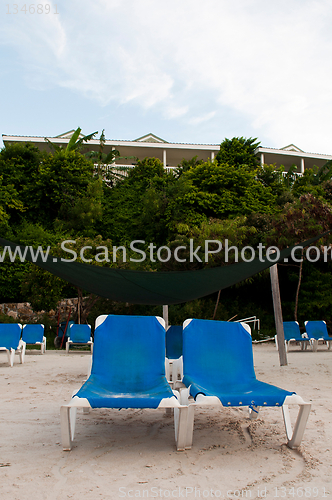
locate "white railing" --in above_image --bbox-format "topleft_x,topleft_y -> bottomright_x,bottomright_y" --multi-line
95,164 -> 178,177
281,171 -> 303,177
235,316 -> 260,331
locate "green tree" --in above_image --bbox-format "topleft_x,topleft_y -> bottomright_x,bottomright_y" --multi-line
256,163 -> 298,204
265,194 -> 332,321
0,142 -> 48,225
167,160 -> 277,224
174,155 -> 204,178
215,137 -> 260,169
0,175 -> 24,228
36,150 -> 102,233
99,157 -> 176,244
0,223 -> 72,304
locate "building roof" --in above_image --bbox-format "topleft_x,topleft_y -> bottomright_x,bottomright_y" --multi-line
134,133 -> 167,143
3,133 -> 332,168
2,132 -> 220,151
256,144 -> 332,160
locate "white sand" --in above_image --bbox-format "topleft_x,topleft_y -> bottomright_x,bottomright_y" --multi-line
1,343 -> 331,500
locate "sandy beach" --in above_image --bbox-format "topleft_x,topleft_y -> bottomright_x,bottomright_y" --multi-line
0,343 -> 331,500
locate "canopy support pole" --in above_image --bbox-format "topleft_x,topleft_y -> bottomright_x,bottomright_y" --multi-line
270,264 -> 287,366
163,305 -> 169,330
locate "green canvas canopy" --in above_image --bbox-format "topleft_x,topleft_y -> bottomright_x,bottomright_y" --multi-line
0,235 -> 327,305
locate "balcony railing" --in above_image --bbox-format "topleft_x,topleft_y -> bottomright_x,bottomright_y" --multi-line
95,164 -> 178,177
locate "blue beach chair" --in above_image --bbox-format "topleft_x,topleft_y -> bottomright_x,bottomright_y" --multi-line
0,323 -> 26,367
304,321 -> 332,351
22,324 -> 46,354
179,319 -> 311,449
60,315 -> 188,451
275,321 -> 310,352
66,324 -> 93,353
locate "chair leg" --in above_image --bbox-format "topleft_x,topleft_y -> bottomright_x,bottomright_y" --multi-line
60,405 -> 77,451
179,386 -> 190,405
282,402 -> 311,449
9,349 -> 15,367
66,342 -> 70,354
249,405 -> 259,420
174,406 -> 190,451
185,405 -> 195,449
19,342 -> 26,364
311,340 -> 318,352
60,406 -> 72,451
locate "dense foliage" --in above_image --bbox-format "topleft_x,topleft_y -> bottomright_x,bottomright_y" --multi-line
1,135 -> 332,338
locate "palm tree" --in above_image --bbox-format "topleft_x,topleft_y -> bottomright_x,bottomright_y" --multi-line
44,127 -> 98,154
86,130 -> 136,185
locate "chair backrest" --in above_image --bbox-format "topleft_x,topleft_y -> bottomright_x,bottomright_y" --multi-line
58,320 -> 75,338
22,324 -> 44,344
283,321 -> 301,341
304,320 -> 329,339
166,325 -> 183,359
69,324 -> 91,343
0,323 -> 22,349
91,315 -> 166,392
182,319 -> 256,388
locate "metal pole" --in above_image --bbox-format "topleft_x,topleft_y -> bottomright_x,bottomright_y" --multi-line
163,305 -> 169,330
270,264 -> 287,366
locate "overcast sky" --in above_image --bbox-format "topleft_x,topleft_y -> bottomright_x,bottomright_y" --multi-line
1,0 -> 332,153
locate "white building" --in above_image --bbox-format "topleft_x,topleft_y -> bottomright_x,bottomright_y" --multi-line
255,144 -> 332,173
2,131 -> 332,172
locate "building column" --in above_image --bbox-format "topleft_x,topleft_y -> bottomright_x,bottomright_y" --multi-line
163,149 -> 167,167
211,151 -> 215,162
300,158 -> 305,173
260,153 -> 264,166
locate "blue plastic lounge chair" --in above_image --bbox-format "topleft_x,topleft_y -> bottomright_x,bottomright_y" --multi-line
60,315 -> 189,451
0,323 -> 26,367
275,321 -> 310,352
66,324 -> 93,353
165,325 -> 183,387
22,324 -> 46,354
304,320 -> 332,351
179,319 -> 311,449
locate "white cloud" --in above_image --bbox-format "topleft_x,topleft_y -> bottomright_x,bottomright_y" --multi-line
1,0 -> 332,152
188,112 -> 216,126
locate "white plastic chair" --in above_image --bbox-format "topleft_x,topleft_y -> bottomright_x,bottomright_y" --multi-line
66,324 -> 93,353
179,319 -> 311,450
60,315 -> 188,451
22,324 -> 46,354
0,323 -> 26,367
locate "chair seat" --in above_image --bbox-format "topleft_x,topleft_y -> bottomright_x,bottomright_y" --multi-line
184,377 -> 294,407
75,375 -> 175,409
